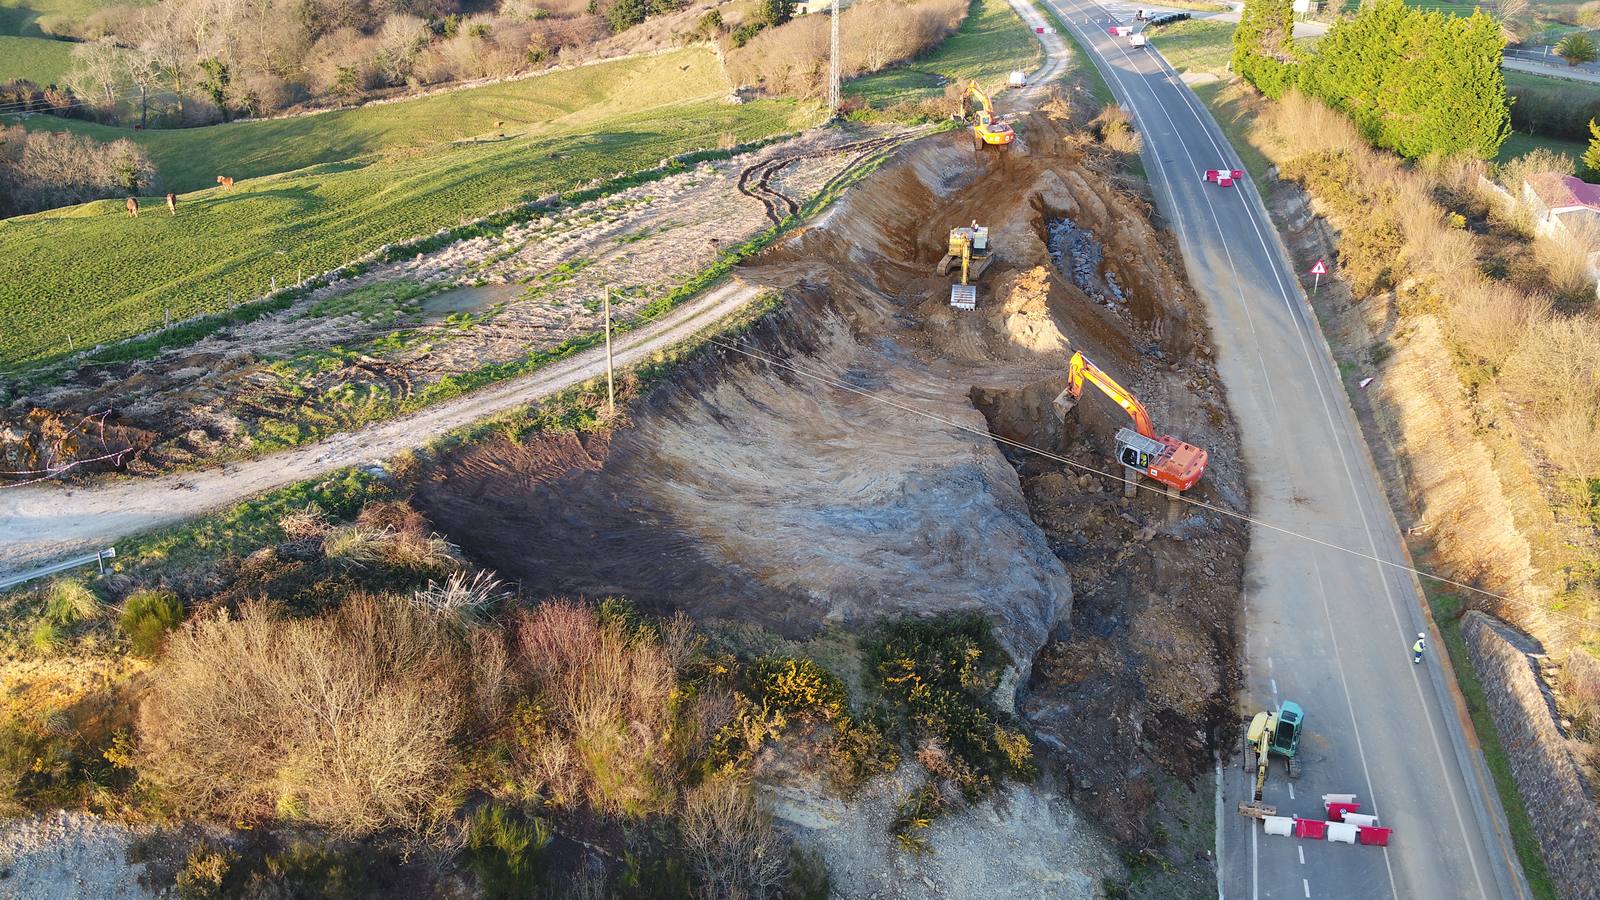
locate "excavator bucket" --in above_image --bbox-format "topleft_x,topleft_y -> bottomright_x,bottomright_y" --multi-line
1051,387 -> 1076,421
950,283 -> 977,309
1238,801 -> 1277,820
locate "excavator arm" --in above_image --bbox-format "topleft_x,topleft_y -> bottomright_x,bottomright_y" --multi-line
1062,351 -> 1157,438
966,82 -> 997,121
963,81 -> 1014,148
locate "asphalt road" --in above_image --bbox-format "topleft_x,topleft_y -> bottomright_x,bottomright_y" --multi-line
1033,2 -> 1533,897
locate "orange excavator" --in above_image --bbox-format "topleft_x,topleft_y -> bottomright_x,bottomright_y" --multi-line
1053,351 -> 1208,494
962,81 -> 1014,152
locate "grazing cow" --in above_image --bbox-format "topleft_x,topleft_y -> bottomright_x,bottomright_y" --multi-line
216,175 -> 234,189
125,196 -> 139,218
165,192 -> 177,216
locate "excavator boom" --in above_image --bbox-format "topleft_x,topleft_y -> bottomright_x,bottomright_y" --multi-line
1065,352 -> 1156,438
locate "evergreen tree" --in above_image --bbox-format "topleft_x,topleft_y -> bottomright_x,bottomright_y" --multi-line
1298,0 -> 1509,159
1231,0 -> 1299,98
757,0 -> 795,28
1583,119 -> 1600,178
606,0 -> 648,32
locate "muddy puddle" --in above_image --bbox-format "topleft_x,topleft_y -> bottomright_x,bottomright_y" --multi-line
420,282 -> 521,317
414,110 -> 1246,895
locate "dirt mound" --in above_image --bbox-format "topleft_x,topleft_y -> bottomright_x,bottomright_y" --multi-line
418,112 -> 1246,866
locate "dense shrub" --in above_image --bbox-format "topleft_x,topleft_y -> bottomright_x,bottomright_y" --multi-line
867,615 -> 1035,795
509,599 -> 683,817
0,700 -> 132,814
1508,79 -> 1600,143
118,589 -> 185,657
138,596 -> 469,835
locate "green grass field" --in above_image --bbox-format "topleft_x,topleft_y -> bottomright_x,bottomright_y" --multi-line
0,33 -> 73,83
1149,19 -> 1235,75
1497,129 -> 1590,164
845,0 -> 1044,105
10,51 -> 743,193
0,49 -> 815,371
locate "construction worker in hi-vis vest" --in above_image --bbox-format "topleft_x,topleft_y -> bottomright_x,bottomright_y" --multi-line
1412,633 -> 1426,665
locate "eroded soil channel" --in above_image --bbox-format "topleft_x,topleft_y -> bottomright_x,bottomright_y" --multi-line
414,109 -> 1248,896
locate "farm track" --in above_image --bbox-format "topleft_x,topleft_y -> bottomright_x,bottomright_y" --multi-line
737,133 -> 923,225
0,279 -> 767,578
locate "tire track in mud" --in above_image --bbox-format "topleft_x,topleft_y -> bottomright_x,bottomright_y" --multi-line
737,133 -> 926,225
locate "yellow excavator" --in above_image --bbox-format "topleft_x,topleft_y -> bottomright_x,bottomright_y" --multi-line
1239,700 -> 1304,819
961,81 -> 1015,152
936,222 -> 993,309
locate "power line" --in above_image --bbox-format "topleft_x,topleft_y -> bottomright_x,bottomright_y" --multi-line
701,332 -> 1600,635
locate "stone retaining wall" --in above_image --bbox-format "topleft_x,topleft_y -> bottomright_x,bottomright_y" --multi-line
1462,611 -> 1600,900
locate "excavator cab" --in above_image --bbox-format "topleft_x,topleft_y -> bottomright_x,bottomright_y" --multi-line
1272,701 -> 1303,762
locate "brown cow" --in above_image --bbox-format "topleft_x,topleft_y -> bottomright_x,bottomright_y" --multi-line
216,175 -> 234,189
125,196 -> 139,218
165,192 -> 177,216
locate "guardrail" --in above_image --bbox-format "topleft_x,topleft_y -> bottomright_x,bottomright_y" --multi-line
0,547 -> 116,593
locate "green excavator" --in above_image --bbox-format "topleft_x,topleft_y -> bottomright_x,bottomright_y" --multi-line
1239,700 -> 1304,819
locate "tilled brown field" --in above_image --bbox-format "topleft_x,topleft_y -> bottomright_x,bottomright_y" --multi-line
414,106 -> 1249,890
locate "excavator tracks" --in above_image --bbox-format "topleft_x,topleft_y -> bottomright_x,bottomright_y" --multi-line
736,132 -> 928,226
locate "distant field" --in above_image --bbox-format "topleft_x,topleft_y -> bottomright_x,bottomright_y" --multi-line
0,33 -> 73,83
10,50 -> 741,193
1149,19 -> 1235,75
0,49 -> 814,370
1497,130 -> 1589,164
0,0 -> 137,35
846,0 -> 1043,105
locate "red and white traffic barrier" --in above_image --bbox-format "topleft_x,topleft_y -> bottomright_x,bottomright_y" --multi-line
1261,794 -> 1394,848
1202,168 -> 1245,187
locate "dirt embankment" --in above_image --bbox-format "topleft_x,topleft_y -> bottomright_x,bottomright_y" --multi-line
415,106 -> 1247,888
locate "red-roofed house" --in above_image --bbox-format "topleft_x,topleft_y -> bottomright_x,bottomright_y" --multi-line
1523,173 -> 1600,237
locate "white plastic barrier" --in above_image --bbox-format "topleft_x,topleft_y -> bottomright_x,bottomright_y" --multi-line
1326,822 -> 1359,845
1263,816 -> 1295,837
1322,793 -> 1358,806
1343,813 -> 1380,828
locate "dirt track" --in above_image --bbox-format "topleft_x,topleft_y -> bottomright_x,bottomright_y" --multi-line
0,279 -> 763,578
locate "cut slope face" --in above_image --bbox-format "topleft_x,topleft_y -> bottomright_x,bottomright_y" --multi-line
419,108 -> 1246,884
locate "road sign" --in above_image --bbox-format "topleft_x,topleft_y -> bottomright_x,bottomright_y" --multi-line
1310,258 -> 1327,296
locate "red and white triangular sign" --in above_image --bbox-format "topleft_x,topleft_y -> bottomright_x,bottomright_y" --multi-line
1310,258 -> 1328,276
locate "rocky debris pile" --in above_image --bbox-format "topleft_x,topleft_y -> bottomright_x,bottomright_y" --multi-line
1046,216 -> 1116,306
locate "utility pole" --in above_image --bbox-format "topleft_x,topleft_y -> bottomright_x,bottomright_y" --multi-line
603,285 -> 615,416
828,0 -> 841,117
